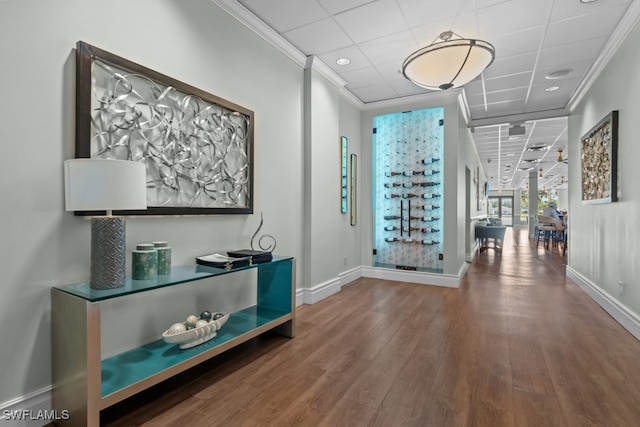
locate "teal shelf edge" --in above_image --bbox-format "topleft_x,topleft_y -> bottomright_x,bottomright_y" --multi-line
101,305 -> 289,398
55,255 -> 293,302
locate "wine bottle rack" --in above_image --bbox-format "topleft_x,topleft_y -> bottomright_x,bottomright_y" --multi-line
373,107 -> 444,272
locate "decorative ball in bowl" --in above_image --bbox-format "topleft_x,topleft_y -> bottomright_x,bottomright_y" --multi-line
162,312 -> 229,349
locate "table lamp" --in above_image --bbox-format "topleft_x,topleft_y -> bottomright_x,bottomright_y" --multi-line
64,158 -> 147,289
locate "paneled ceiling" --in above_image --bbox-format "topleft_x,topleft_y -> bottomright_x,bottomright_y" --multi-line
212,0 -> 640,191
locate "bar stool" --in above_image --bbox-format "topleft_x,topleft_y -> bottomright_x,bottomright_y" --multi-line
536,215 -> 557,249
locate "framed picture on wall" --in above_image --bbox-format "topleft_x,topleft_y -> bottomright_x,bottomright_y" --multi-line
75,41 -> 255,215
580,110 -> 618,204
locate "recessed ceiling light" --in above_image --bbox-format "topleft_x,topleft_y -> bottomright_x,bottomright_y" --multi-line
336,58 -> 351,66
545,86 -> 560,92
545,69 -> 573,80
506,153 -> 515,156
527,144 -> 549,151
508,136 -> 519,140
580,0 -> 598,3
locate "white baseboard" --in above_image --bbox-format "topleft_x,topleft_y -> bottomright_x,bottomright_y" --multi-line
361,266 -> 461,288
465,241 -> 480,262
567,266 -> 640,341
0,387 -> 56,427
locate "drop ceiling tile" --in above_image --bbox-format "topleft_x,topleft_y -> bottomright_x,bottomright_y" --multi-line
389,79 -> 430,97
375,60 -> 406,81
477,0 -> 554,39
528,78 -> 580,103
350,83 -> 398,103
484,72 -> 532,92
543,5 -> 628,49
239,0 -> 329,33
469,106 -> 489,119
464,81 -> 485,97
318,45 -> 372,74
410,17 -> 457,46
317,0 -> 376,15
398,0 -> 471,29
538,36 -> 607,69
486,99 -> 526,115
282,18 -> 353,55
334,0 -> 409,44
483,52 -> 537,79
485,87 -> 529,104
490,26 -> 544,60
359,30 -> 419,65
341,66 -> 385,89
532,60 -> 591,86
550,0 -> 631,23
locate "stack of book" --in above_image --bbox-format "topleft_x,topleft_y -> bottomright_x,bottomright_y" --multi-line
195,250 -> 273,269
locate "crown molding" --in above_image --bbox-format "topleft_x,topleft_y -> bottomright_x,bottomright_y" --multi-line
210,0 -> 307,67
359,88 -> 463,111
467,107 -> 570,128
458,89 -> 471,125
568,0 -> 640,112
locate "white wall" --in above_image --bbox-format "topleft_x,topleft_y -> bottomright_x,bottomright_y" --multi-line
569,16 -> 640,321
303,67 -> 362,288
0,0 -> 306,406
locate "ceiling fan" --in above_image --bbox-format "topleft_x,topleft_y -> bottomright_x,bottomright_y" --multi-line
557,148 -> 568,164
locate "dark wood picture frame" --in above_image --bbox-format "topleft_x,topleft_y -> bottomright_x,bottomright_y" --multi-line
75,41 -> 254,215
580,110 -> 618,204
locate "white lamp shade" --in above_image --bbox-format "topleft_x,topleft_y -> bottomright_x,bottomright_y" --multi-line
64,158 -> 147,211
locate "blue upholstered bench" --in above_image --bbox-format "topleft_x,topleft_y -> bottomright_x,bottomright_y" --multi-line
475,222 -> 506,253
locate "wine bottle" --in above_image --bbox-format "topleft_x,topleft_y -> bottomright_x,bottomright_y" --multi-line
402,238 -> 415,243
402,182 -> 413,188
384,226 -> 399,231
385,171 -> 402,177
385,194 -> 401,199
384,182 -> 401,188
422,158 -> 440,165
402,226 -> 421,232
421,227 -> 439,233
385,237 -> 399,243
402,215 -> 421,221
384,215 -> 401,220
422,216 -> 440,221
402,193 -> 419,199
421,240 -> 440,245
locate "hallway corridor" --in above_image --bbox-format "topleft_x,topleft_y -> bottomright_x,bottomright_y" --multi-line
99,227 -> 640,427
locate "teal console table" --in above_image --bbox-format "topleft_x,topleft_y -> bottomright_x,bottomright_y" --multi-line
51,256 -> 295,427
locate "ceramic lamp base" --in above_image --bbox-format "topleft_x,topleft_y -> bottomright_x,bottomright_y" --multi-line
90,216 -> 126,289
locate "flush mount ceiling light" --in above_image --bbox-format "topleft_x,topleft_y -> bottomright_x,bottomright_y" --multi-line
545,86 -> 560,92
527,144 -> 549,151
545,69 -> 573,79
336,58 -> 351,66
402,31 -> 495,90
580,0 -> 598,3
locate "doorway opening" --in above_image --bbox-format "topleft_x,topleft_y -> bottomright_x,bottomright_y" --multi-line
488,196 -> 513,226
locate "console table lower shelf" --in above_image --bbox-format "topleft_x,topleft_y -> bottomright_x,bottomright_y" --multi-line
51,257 -> 295,427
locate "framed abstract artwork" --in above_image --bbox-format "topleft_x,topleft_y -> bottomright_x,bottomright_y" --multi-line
580,110 -> 618,204
75,41 -> 254,215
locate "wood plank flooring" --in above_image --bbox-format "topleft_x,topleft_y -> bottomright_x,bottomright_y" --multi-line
96,227 -> 640,426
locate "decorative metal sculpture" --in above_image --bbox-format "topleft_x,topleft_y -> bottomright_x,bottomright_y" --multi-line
250,212 -> 276,252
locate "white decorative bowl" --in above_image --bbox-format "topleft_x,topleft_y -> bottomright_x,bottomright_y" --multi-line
162,313 -> 229,349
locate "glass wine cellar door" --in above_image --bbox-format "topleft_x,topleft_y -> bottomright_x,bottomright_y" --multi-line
373,107 -> 444,273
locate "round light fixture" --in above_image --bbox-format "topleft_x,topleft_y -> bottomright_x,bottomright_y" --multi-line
545,86 -> 560,92
545,69 -> 573,80
336,58 -> 351,66
402,31 -> 495,90
580,0 -> 598,3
